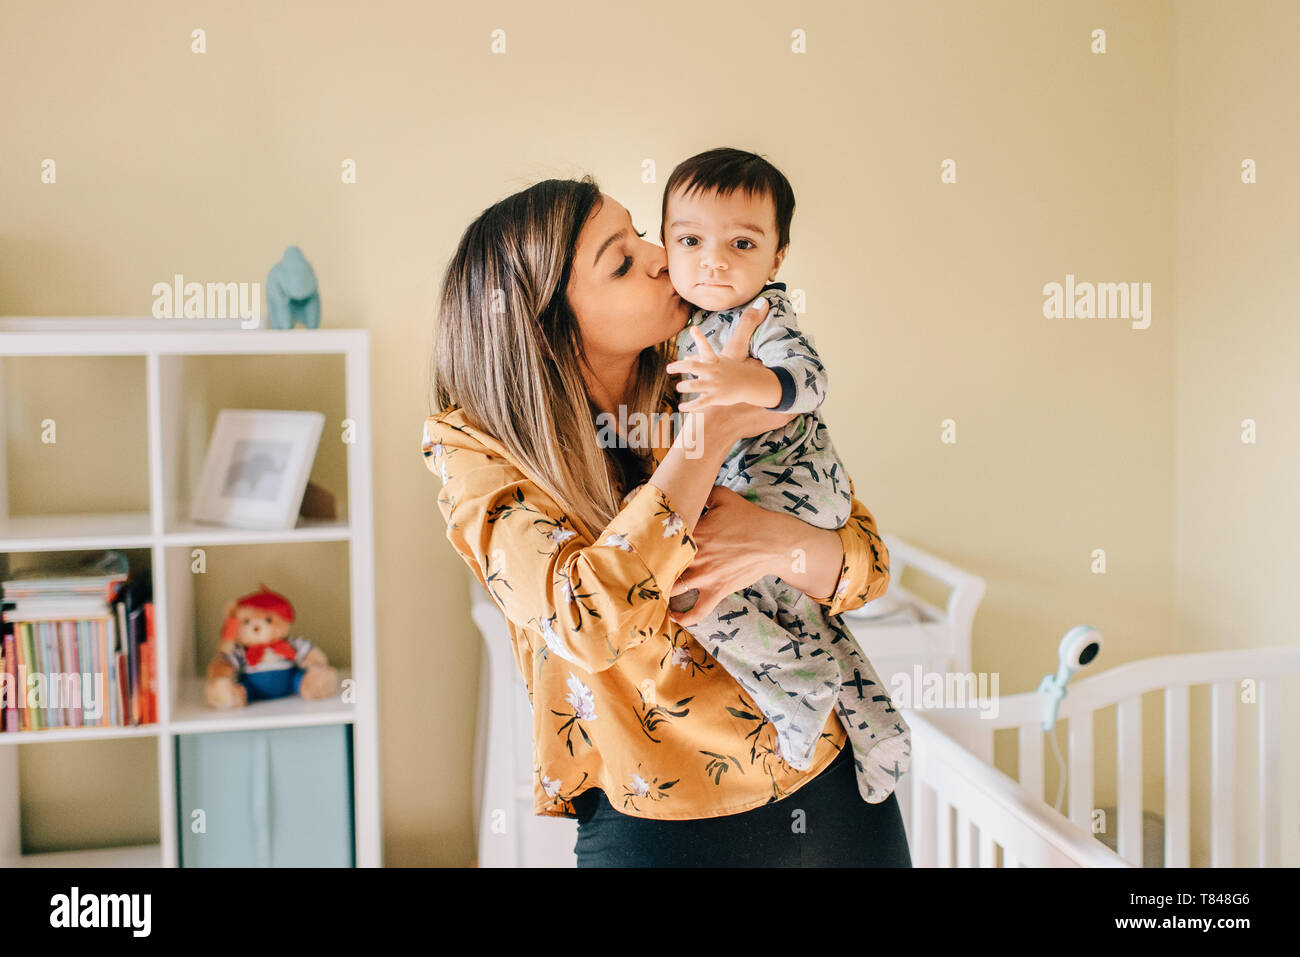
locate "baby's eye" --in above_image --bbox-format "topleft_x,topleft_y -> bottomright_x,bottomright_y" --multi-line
735,239 -> 755,250
678,236 -> 698,248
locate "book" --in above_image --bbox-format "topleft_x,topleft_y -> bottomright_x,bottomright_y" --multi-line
3,633 -> 16,731
22,623 -> 38,731
142,631 -> 156,724
3,599 -> 114,620
0,552 -> 157,732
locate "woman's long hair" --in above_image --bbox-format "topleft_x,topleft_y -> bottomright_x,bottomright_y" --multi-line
430,176 -> 677,537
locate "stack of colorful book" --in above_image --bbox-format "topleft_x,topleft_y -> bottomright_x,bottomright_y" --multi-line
0,551 -> 158,731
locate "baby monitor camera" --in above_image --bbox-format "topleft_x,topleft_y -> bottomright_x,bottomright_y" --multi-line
1038,625 -> 1104,731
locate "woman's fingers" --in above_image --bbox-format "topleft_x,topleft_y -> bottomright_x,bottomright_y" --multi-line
719,296 -> 770,360
672,584 -> 723,627
668,576 -> 701,623
668,586 -> 698,614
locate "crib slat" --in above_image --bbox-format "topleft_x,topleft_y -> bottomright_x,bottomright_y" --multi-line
936,797 -> 952,867
1019,723 -> 1044,803
896,777 -> 913,854
913,777 -> 935,868
1258,677 -> 1280,868
1163,685 -> 1190,867
956,807 -> 972,867
979,826 -> 996,868
1210,680 -> 1236,866
1068,711 -> 1094,832
1116,696 -> 1142,866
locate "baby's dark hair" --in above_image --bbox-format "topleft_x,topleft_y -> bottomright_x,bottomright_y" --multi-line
660,147 -> 795,254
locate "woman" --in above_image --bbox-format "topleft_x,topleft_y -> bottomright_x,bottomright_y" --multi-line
422,175 -> 910,867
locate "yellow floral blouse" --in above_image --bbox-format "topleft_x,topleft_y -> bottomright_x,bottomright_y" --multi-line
420,401 -> 892,821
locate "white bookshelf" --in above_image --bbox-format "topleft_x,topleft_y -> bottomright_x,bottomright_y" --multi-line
0,317 -> 381,866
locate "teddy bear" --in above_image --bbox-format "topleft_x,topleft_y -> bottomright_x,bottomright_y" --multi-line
205,583 -> 338,709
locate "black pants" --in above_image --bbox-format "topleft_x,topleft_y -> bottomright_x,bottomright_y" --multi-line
571,745 -> 913,867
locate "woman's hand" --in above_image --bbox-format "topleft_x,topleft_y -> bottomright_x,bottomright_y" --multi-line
715,394 -> 797,440
679,375 -> 795,456
669,486 -> 780,627
670,484 -> 849,625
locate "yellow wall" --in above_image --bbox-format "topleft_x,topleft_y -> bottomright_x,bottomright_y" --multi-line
1,0 -> 1292,866
1174,1 -> 1300,867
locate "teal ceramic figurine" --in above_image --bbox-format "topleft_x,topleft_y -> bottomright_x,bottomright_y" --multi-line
266,246 -> 321,329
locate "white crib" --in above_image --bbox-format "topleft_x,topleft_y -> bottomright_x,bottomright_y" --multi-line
466,535 -> 1299,868
907,646 -> 1300,868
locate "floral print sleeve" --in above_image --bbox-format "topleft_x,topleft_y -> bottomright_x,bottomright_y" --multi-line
807,473 -> 891,617
422,414 -> 698,674
417,403 -> 916,821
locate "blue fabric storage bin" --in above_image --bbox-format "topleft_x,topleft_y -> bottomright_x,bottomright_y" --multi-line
176,723 -> 355,867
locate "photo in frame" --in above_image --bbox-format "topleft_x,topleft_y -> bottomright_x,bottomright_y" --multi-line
189,409 -> 326,530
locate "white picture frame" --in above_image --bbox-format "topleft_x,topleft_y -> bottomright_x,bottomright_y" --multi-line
189,409 -> 326,530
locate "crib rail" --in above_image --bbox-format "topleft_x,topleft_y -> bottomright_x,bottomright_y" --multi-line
914,646 -> 1300,867
906,709 -> 1130,866
878,533 -> 985,675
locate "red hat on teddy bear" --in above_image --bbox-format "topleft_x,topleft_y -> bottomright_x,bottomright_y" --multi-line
236,583 -> 294,624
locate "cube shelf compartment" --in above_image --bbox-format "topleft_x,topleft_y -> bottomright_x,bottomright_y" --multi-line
0,318 -> 380,866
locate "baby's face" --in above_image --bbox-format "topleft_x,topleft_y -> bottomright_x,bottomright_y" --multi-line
664,185 -> 785,312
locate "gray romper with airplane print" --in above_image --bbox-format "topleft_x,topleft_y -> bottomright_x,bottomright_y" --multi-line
654,280 -> 911,804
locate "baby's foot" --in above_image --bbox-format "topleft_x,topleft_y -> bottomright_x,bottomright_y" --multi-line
775,724 -> 817,771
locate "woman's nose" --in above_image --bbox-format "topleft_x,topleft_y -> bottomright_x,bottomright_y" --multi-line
645,241 -> 669,275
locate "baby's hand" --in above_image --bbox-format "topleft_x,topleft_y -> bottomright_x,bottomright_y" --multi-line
667,326 -> 782,411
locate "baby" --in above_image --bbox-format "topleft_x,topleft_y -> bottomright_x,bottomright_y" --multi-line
657,147 -> 910,803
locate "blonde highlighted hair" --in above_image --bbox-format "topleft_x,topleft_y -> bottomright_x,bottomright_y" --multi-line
430,176 -> 677,537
